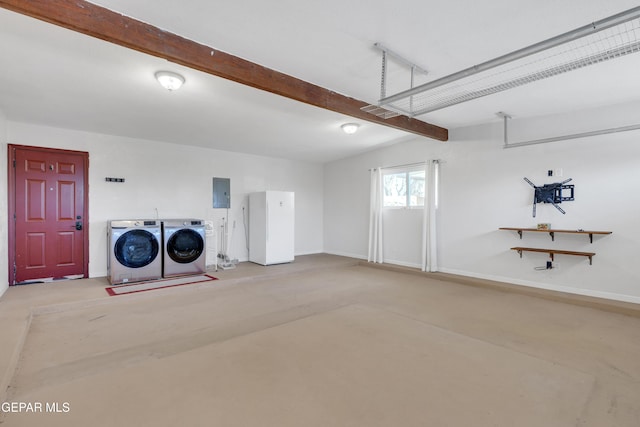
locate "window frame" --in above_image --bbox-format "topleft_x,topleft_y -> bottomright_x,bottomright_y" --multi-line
382,165 -> 426,209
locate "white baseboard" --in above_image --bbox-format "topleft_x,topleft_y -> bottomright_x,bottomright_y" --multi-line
294,250 -> 325,256
383,259 -> 422,269
323,250 -> 367,261
324,251 -> 421,269
438,267 -> 640,305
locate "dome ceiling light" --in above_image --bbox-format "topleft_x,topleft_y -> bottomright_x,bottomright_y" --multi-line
341,123 -> 360,134
155,71 -> 185,91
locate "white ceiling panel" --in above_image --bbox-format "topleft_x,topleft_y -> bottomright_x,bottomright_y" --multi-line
1,1 -> 639,162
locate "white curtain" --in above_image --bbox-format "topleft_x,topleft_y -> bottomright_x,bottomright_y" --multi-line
421,160 -> 440,272
367,167 -> 384,263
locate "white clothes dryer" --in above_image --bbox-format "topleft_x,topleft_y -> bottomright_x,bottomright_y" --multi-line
108,219 -> 162,285
161,219 -> 206,278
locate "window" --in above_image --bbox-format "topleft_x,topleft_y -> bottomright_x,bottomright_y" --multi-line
383,168 -> 425,207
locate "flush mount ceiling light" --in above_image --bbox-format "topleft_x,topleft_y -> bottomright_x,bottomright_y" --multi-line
155,71 -> 185,91
341,123 -> 360,134
363,6 -> 640,118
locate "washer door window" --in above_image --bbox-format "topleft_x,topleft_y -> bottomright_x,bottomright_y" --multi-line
167,229 -> 204,264
115,230 -> 160,268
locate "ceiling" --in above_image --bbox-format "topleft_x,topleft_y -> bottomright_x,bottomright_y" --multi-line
1,0 -> 640,163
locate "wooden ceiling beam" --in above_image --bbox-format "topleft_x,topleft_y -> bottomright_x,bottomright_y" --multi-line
0,0 -> 448,141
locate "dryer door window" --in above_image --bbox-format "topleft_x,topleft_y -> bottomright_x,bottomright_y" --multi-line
167,229 -> 204,264
115,230 -> 160,268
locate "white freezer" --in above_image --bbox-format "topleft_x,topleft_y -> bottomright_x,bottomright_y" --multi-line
249,191 -> 294,265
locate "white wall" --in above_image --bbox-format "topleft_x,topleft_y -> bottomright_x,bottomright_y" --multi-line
382,208 -> 423,268
1,122 -> 324,282
323,139 -> 447,262
324,101 -> 640,303
0,111 -> 7,297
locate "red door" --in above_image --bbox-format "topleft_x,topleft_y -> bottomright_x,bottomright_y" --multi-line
11,146 -> 88,284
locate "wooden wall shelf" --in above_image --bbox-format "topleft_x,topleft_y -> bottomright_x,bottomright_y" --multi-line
511,247 -> 596,265
499,227 -> 612,243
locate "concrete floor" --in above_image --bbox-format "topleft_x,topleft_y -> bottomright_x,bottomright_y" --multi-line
1,254 -> 639,426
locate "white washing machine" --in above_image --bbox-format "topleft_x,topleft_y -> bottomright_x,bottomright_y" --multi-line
108,219 -> 162,285
162,219 -> 206,278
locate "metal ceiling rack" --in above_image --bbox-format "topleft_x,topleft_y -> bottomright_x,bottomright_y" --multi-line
361,43 -> 428,119
498,111 -> 640,148
363,6 -> 640,119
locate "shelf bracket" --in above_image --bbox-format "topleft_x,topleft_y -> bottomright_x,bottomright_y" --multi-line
549,231 -> 555,241
517,249 -> 523,258
589,233 -> 593,244
517,230 -> 523,239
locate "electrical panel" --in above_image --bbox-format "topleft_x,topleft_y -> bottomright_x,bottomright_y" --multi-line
212,177 -> 230,208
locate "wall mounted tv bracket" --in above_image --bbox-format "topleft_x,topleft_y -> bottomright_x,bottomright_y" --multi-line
523,177 -> 574,217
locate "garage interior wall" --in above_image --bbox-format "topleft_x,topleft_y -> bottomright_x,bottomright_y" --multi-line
0,110 -> 7,297
0,121 -> 324,292
3,99 -> 640,304
324,100 -> 640,304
